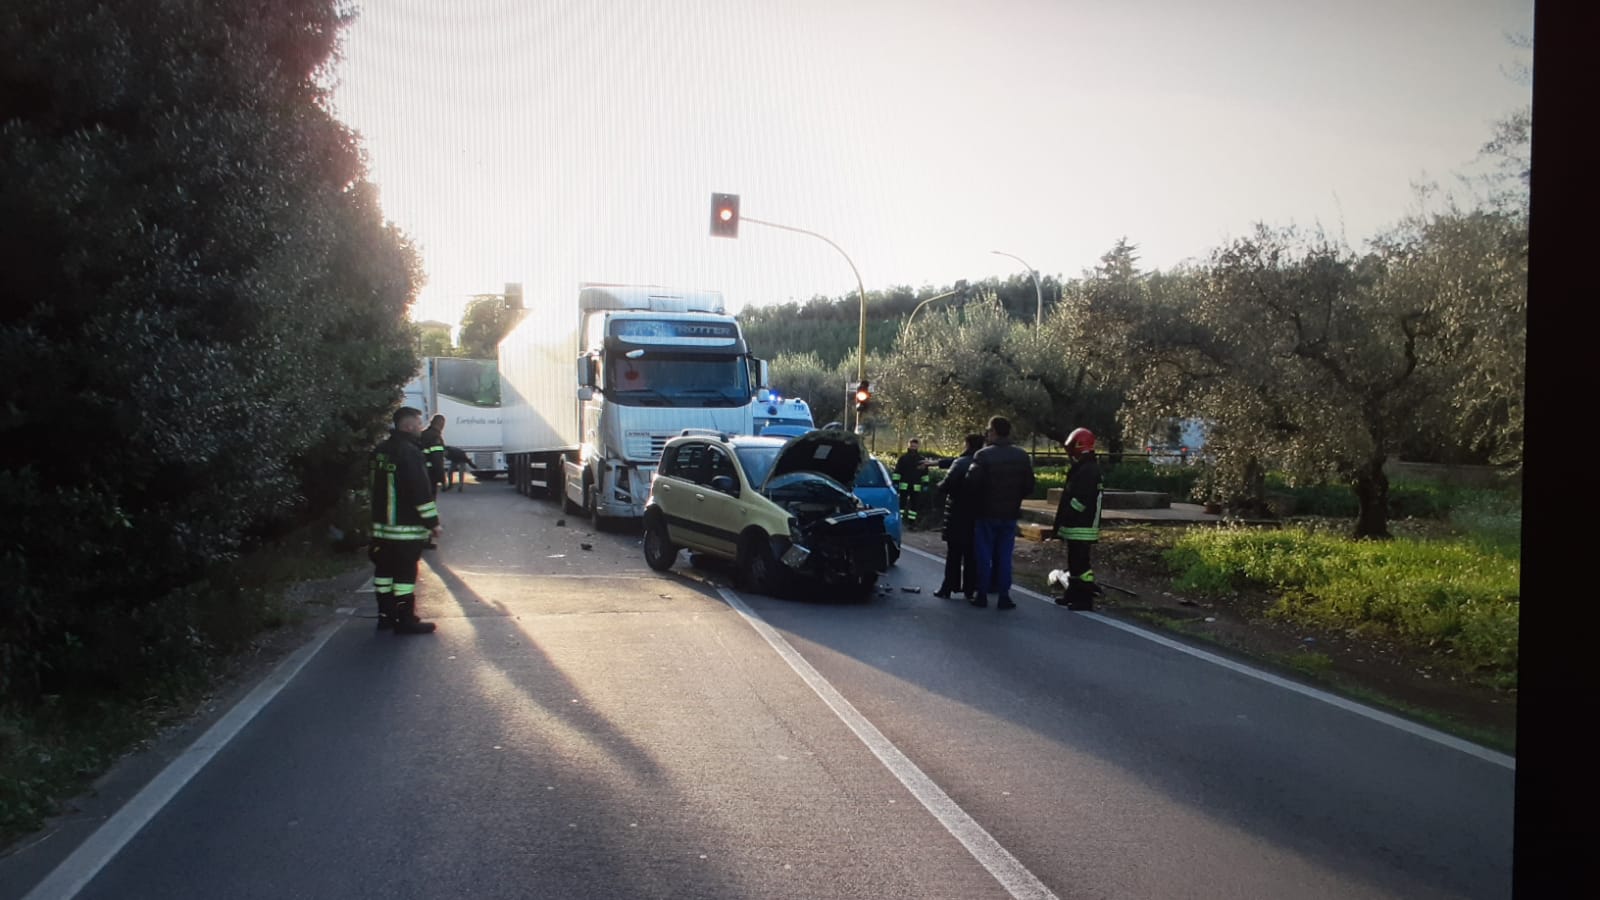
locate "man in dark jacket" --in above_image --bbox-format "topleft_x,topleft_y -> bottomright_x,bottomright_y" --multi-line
932,433 -> 985,599
1050,427 -> 1105,609
962,416 -> 1036,609
370,407 -> 442,634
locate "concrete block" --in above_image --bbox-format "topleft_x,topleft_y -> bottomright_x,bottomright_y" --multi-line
1046,487 -> 1171,509
1016,522 -> 1054,543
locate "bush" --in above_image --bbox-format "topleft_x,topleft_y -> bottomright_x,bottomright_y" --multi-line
1031,460 -> 1205,501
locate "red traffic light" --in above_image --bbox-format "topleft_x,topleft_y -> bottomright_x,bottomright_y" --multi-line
710,192 -> 740,238
853,380 -> 871,412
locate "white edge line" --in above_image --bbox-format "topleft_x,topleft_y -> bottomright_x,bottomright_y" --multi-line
716,587 -> 1059,900
902,544 -> 1515,771
22,619 -> 347,900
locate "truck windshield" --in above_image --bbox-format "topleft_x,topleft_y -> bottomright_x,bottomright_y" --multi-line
606,355 -> 748,407
434,358 -> 500,407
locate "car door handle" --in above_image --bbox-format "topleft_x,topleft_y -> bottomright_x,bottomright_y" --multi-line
694,493 -> 706,501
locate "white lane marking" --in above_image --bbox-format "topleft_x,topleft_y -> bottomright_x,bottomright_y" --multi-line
22,620 -> 347,900
717,588 -> 1058,900
902,544 -> 1515,770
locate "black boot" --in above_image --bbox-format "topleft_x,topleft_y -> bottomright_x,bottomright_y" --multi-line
392,598 -> 437,635
375,593 -> 396,631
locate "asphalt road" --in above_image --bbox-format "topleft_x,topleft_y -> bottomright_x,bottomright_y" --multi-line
4,484 -> 1514,900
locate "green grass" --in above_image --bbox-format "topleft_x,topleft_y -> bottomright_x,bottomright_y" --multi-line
1163,525 -> 1520,678
1032,460 -> 1205,501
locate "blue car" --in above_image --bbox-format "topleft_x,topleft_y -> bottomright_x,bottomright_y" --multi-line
852,457 -> 903,563
759,424 -> 813,439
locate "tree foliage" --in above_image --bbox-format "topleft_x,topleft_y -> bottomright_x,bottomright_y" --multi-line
878,287 -> 1122,447
1114,221 -> 1521,538
457,293 -> 516,359
0,0 -> 420,699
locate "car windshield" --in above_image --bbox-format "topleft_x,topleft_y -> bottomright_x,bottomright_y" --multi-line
733,445 -> 784,486
854,459 -> 890,488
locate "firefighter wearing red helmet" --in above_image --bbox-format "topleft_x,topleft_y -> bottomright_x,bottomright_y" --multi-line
1049,427 -> 1104,609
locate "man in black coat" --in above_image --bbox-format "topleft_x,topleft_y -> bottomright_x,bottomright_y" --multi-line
932,433 -> 985,599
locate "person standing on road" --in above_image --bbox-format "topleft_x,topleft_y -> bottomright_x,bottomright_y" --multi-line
894,438 -> 934,529
419,414 -> 447,498
370,407 -> 441,634
932,433 -> 985,599
443,445 -> 476,491
1049,427 -> 1105,610
962,416 -> 1035,610
418,414 -> 446,548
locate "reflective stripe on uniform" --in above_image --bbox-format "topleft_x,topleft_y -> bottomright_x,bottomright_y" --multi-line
373,524 -> 431,540
1070,498 -> 1086,512
393,583 -> 416,597
1058,527 -> 1099,541
416,501 -> 439,517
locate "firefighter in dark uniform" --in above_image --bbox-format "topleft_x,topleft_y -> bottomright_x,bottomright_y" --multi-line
417,414 -> 446,548
419,414 -> 447,499
371,407 -> 441,634
1050,427 -> 1104,609
895,438 -> 936,529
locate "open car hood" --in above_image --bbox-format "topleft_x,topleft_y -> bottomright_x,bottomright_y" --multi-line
764,429 -> 865,489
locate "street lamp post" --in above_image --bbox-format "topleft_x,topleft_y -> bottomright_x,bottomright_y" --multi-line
903,288 -> 962,335
739,215 -> 871,431
991,250 -> 1042,328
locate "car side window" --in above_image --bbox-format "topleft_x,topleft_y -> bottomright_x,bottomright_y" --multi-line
706,446 -> 738,494
668,442 -> 707,483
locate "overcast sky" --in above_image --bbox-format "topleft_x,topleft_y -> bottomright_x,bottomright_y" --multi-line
329,0 -> 1533,327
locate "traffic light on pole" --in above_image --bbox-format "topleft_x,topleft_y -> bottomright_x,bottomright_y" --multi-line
854,380 -> 872,414
710,193 -> 740,238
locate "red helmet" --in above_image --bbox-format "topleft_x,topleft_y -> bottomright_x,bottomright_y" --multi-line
1064,427 -> 1096,456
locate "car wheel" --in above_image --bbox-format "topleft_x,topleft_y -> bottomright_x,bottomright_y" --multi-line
737,533 -> 778,594
643,513 -> 677,572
